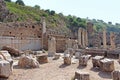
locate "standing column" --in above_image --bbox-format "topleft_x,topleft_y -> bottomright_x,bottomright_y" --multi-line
119,54 -> 120,63
85,30 -> 88,47
110,32 -> 116,49
48,37 -> 56,57
103,29 -> 107,49
41,17 -> 46,49
82,29 -> 85,47
78,28 -> 82,47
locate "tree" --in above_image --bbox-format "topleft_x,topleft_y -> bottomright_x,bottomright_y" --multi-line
34,5 -> 40,10
15,0 -> 25,6
45,9 -> 50,14
76,17 -> 81,22
50,10 -> 55,15
108,22 -> 112,25
5,0 -> 11,2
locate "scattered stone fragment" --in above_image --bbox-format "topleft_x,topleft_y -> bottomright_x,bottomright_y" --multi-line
18,55 -> 39,68
75,70 -> 90,80
36,54 -> 48,64
92,56 -> 104,67
53,54 -> 60,60
112,70 -> 120,80
79,55 -> 89,66
0,60 -> 11,78
2,46 -> 23,56
100,58 -> 114,72
64,54 -> 71,65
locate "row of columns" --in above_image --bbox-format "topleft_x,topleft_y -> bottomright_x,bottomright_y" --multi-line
78,28 -> 88,48
103,29 -> 116,50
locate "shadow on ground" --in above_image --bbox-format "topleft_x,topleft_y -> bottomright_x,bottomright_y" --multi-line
90,67 -> 112,79
90,67 -> 100,72
59,64 -> 70,68
98,71 -> 112,79
77,65 -> 86,69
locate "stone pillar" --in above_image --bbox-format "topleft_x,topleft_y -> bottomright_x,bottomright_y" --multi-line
85,30 -> 88,47
103,29 -> 107,49
48,37 -> 56,57
119,54 -> 120,62
110,32 -> 116,49
78,28 -> 82,47
41,17 -> 46,49
65,39 -> 72,49
82,29 -> 85,47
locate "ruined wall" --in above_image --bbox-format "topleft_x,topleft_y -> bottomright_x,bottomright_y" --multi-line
0,21 -> 69,52
0,36 -> 41,50
0,22 -> 42,38
0,22 -> 42,50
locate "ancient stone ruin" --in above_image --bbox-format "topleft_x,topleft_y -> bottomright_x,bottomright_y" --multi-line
18,55 -> 39,68
0,2 -> 120,79
100,58 -> 114,72
112,70 -> 120,80
75,70 -> 90,80
48,37 -> 56,57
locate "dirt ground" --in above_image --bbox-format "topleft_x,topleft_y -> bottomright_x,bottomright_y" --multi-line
6,55 -> 120,80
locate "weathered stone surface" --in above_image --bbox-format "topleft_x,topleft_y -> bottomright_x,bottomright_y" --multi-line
53,54 -> 60,60
79,55 -> 89,66
103,29 -> 107,49
0,60 -> 11,78
112,70 -> 120,80
119,54 -> 120,62
65,39 -> 73,49
36,54 -> 48,64
64,54 -> 71,65
75,70 -> 90,80
85,48 -> 105,56
2,46 -> 23,56
75,52 -> 82,59
18,56 -> 39,68
0,55 -> 4,60
64,48 -> 74,58
48,37 -> 56,57
0,50 -> 13,71
110,32 -> 116,50
100,58 -> 114,72
92,56 -> 104,67
73,40 -> 78,50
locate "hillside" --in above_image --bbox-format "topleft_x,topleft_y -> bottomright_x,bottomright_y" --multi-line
2,1 -> 120,33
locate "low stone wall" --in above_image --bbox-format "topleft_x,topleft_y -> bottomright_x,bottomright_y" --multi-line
85,48 -> 105,57
106,50 -> 120,59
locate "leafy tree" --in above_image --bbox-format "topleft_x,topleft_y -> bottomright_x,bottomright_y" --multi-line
45,9 -> 50,14
76,17 -> 81,22
34,5 -> 40,10
5,0 -> 11,2
108,22 -> 112,25
15,0 -> 25,6
50,10 -> 55,15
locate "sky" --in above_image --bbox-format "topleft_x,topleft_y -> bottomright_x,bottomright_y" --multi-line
12,0 -> 120,24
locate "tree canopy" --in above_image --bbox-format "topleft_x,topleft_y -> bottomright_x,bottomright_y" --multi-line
15,0 -> 25,6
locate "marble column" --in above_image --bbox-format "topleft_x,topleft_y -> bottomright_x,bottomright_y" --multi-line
103,29 -> 107,49
85,30 -> 88,47
110,32 -> 116,49
78,28 -> 82,47
82,29 -> 85,47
